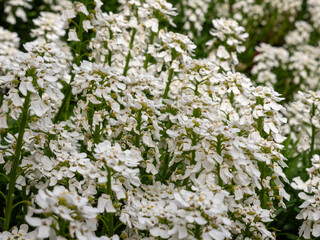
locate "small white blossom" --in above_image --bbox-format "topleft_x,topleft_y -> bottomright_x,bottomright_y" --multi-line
68,29 -> 80,41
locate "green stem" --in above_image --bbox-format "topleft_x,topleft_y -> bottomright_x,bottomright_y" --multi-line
243,224 -> 251,238
257,116 -> 264,137
53,86 -> 72,123
104,28 -> 113,66
269,15 -> 290,45
4,91 -> 31,231
75,14 -> 85,66
94,124 -> 101,144
162,160 -> 181,181
194,224 -> 201,239
191,131 -> 197,165
163,68 -> 174,99
58,219 -> 68,237
216,135 -> 224,186
100,216 -> 108,235
0,90 -> 3,108
161,151 -> 170,182
256,106 -> 267,208
53,13 -> 85,123
144,32 -> 155,69
106,167 -> 114,237
228,0 -> 234,17
109,29 -> 113,62
309,103 -> 316,167
159,120 -> 174,182
163,48 -> 178,99
259,162 -> 266,208
194,81 -> 200,96
123,28 -> 137,76
135,109 -> 142,148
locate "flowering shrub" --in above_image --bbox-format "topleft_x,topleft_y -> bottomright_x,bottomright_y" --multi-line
0,0 -> 320,239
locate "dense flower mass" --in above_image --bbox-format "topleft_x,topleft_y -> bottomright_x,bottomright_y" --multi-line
0,0 -> 319,239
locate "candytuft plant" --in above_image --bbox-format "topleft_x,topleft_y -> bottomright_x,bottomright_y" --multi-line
0,0 -> 320,239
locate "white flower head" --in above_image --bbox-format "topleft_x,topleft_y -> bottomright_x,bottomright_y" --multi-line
68,29 -> 80,41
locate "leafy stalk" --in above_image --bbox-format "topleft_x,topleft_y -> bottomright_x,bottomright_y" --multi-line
144,32 -> 155,69
4,91 -> 31,231
123,28 -> 137,76
163,49 -> 177,99
135,109 -> 142,148
309,103 -> 316,167
163,68 -> 174,99
216,135 -> 224,186
53,13 -> 85,123
106,167 -> 114,237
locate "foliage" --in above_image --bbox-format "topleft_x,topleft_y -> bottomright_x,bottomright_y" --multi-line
1,0 -> 320,239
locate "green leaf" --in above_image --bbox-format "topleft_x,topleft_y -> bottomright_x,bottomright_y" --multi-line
277,232 -> 300,239
12,200 -> 30,210
0,191 -> 6,201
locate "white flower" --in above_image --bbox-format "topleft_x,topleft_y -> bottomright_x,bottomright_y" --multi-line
30,95 -> 49,117
313,221 -> 320,237
19,76 -> 36,96
145,18 -> 159,32
0,224 -> 37,240
75,2 -> 89,16
62,8 -> 76,20
68,29 -> 80,41
25,214 -> 55,239
217,46 -> 230,59
150,226 -> 170,238
184,210 -> 207,225
98,194 -> 116,213
0,114 -> 8,128
167,219 -> 188,239
31,12 -> 66,41
83,20 -> 93,32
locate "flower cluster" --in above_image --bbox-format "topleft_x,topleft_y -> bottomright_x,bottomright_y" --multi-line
0,26 -> 20,60
206,18 -> 248,71
4,0 -> 32,24
292,155 -> 320,238
1,0 -> 320,239
26,186 -> 100,239
285,91 -> 320,153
